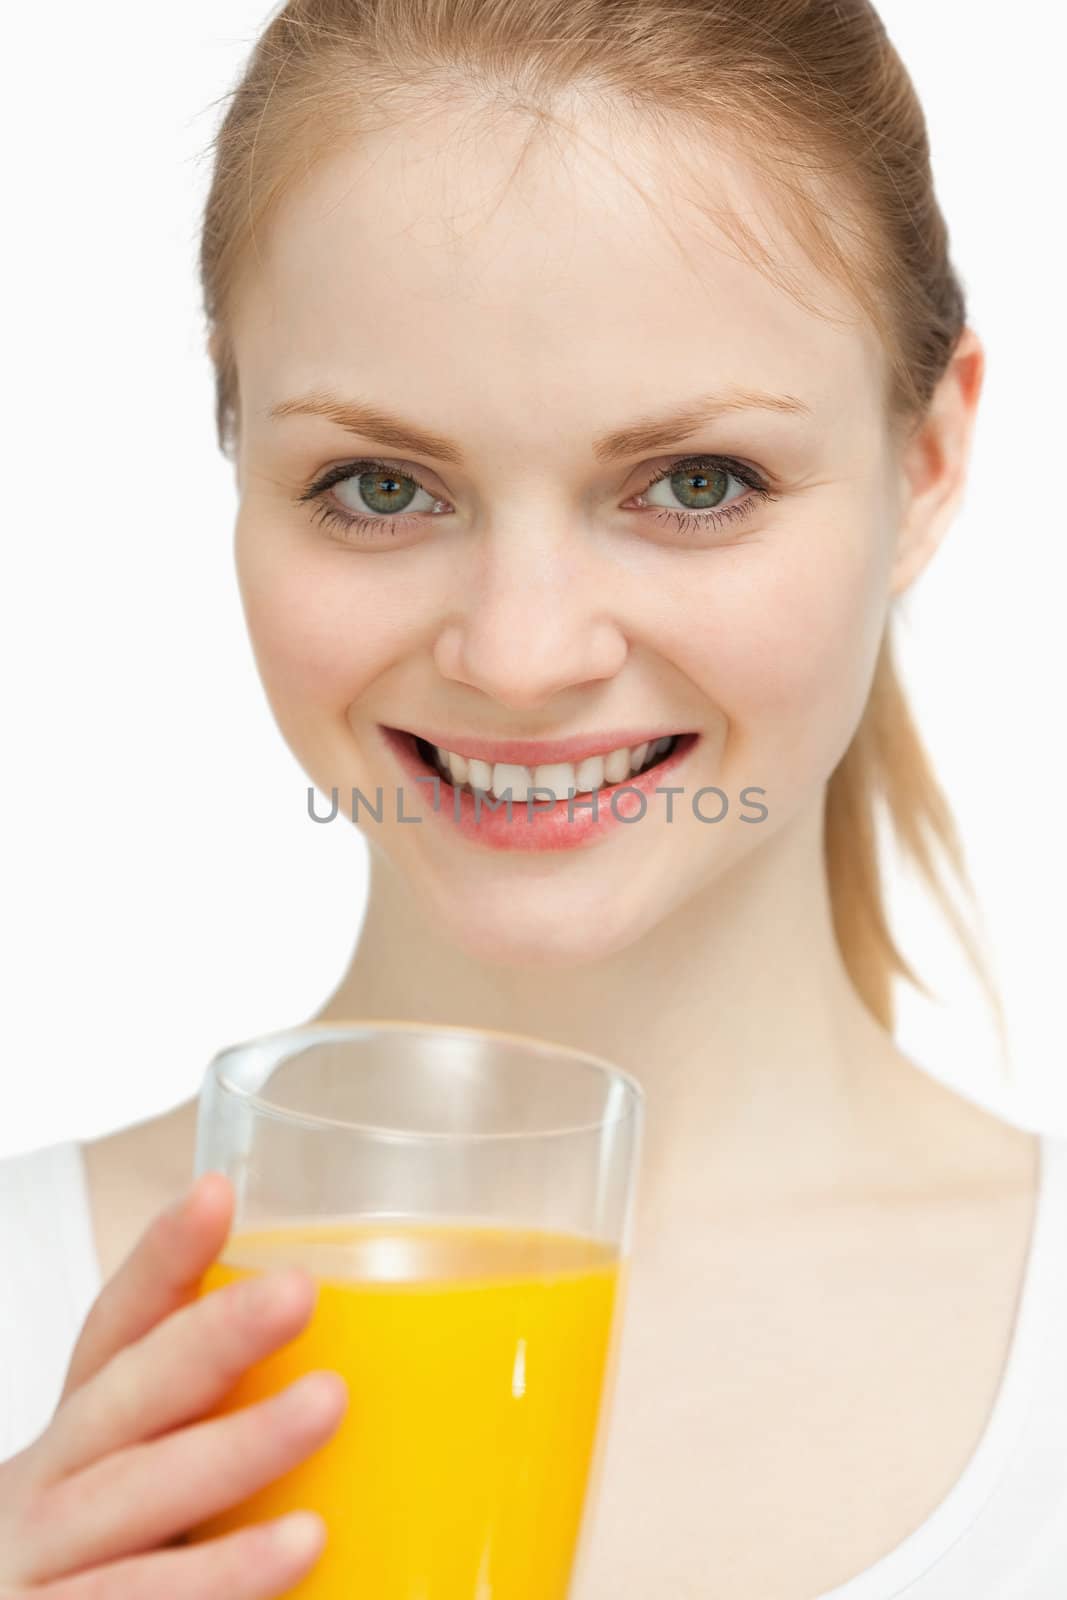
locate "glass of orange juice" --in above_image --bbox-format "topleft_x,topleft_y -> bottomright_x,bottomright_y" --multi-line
183,1019 -> 643,1597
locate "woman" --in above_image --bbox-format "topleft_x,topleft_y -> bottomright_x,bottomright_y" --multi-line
2,0 -> 1063,1595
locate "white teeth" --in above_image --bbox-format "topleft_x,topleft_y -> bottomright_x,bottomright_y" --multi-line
467,757 -> 493,791
490,762 -> 531,800
447,749 -> 469,784
603,746 -> 631,784
428,736 -> 678,796
574,754 -> 605,793
534,761 -> 580,800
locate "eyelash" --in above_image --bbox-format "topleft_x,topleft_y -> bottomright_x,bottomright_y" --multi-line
296,454 -> 778,544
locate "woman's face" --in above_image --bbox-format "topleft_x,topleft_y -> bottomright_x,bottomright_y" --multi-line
228,99 -> 904,966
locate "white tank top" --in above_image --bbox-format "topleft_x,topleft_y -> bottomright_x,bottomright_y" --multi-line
2,1132 -> 1067,1593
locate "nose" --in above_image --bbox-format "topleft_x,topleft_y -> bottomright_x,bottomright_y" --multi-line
432,527 -> 629,710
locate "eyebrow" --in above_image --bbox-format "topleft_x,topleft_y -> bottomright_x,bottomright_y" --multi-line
266,386 -> 811,466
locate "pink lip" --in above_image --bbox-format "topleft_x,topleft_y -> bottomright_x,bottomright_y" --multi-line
386,724 -> 689,766
378,726 -> 700,854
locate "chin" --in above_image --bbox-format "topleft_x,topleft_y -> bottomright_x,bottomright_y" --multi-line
414,866 -> 675,969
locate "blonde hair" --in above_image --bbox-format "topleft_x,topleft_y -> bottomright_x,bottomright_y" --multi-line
198,0 -> 1005,1046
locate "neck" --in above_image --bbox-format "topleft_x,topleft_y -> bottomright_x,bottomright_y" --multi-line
310,794 -> 922,1226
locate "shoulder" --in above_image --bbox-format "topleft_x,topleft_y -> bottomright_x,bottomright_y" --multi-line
81,1099 -> 199,1282
0,1138 -> 98,1294
1038,1126 -> 1067,1166
0,1137 -> 87,1229
1005,1127 -> 1067,1403
0,1139 -> 99,1460
1034,1127 -> 1067,1231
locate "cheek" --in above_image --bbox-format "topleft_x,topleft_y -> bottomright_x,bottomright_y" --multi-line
235,510 -> 411,711
669,507 -> 891,770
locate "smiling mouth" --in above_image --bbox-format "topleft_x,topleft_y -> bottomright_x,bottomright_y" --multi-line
405,729 -> 688,800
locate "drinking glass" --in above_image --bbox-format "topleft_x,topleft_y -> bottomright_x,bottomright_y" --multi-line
183,1019 -> 644,1598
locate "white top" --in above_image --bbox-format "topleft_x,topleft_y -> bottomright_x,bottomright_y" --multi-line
2,1132 -> 1067,1593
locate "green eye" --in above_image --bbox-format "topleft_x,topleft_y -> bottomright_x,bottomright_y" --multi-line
297,451 -> 776,546
338,467 -> 423,517
645,462 -> 732,512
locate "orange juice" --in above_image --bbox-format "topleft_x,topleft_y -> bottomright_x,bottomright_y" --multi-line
185,1218 -> 624,1597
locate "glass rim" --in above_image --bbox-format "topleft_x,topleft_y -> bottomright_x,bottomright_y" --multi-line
207,1018 -> 645,1143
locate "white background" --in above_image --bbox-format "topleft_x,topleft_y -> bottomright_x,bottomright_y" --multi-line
1,2 -> 1063,1159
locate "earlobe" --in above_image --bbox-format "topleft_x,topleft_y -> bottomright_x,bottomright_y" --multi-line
889,326 -> 986,598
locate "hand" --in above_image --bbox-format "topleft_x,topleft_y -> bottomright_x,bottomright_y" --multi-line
0,1172 -> 349,1597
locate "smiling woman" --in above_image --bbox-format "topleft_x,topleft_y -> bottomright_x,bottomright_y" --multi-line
216,58 -> 963,1000
3,2 -> 1066,1599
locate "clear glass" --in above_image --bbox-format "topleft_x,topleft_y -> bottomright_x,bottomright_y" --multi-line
183,1019 -> 644,1598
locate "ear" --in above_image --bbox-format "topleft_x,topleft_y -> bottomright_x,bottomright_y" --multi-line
890,325 -> 985,598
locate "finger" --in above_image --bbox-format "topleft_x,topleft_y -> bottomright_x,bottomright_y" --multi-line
36,1510 -> 327,1600
30,1371 -> 348,1581
58,1171 -> 236,1403
38,1261 -> 320,1483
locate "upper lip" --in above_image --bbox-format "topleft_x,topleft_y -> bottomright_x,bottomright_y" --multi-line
391,725 -> 688,766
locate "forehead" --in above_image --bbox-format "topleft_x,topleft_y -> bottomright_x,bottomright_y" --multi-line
230,95 -> 884,443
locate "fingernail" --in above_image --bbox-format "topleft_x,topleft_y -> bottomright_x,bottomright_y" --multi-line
272,1509 -> 326,1558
